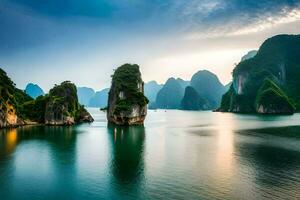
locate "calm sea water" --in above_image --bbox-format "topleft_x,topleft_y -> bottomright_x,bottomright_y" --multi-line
1,108 -> 300,200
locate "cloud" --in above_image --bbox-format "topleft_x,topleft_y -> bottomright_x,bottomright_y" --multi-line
231,7 -> 300,35
181,0 -> 300,39
1,0 -> 300,90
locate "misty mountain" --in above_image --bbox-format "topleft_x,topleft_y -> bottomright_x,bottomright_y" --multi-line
89,88 -> 109,108
77,87 -> 95,106
176,78 -> 190,89
241,50 -> 258,61
25,83 -> 44,99
181,86 -> 209,110
144,81 -> 163,103
190,70 -> 226,109
155,78 -> 185,109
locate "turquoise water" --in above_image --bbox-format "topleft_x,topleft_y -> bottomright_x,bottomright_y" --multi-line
1,109 -> 300,199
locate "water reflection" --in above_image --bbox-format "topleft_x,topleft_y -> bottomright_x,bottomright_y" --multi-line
107,124 -> 145,198
0,129 -> 18,159
0,126 -> 78,155
0,126 -> 80,199
107,124 -> 145,183
236,140 -> 300,199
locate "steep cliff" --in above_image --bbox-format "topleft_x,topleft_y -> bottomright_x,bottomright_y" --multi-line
219,34 -> 300,114
45,81 -> 94,125
0,69 -> 32,128
255,78 -> 295,114
107,64 -> 148,125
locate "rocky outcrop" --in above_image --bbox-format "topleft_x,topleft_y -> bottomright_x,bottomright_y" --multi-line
45,102 -> 75,125
107,64 -> 148,125
76,107 -> 94,123
218,34 -> 300,114
255,78 -> 295,114
0,102 -> 24,128
45,81 -> 94,125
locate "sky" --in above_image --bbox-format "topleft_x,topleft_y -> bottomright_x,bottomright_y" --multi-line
1,0 -> 300,92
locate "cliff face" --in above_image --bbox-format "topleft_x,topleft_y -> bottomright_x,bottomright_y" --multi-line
44,81 -> 94,125
255,78 -> 295,114
0,102 -> 21,128
218,34 -> 300,114
107,64 -> 148,125
0,69 -> 31,128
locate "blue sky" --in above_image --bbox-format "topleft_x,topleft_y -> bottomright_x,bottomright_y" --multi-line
1,0 -> 300,91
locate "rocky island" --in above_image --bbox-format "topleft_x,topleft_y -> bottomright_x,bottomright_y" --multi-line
218,34 -> 300,114
107,64 -> 148,125
0,68 -> 93,128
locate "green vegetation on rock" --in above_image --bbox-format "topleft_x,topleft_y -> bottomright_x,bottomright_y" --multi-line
219,34 -> 300,114
20,95 -> 48,123
109,64 -> 148,115
1,68 -> 93,127
107,64 -> 148,125
0,68 -> 32,125
44,81 -> 93,124
255,78 -> 295,114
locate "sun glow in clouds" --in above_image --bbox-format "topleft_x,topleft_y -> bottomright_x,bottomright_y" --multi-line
1,0 -> 300,89
233,8 -> 300,36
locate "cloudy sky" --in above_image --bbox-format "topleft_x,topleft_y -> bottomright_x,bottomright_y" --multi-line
1,0 -> 300,91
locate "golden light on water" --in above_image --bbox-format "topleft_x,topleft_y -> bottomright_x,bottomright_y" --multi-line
213,113 -> 236,193
5,129 -> 18,154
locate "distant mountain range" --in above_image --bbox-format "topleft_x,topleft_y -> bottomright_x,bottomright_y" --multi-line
241,50 -> 257,61
75,70 -> 228,110
89,88 -> 109,108
144,81 -> 163,103
77,87 -> 95,106
150,70 -> 227,110
22,34 -> 299,114
155,78 -> 185,109
24,50 -> 258,111
77,87 -> 109,108
24,70 -> 229,111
